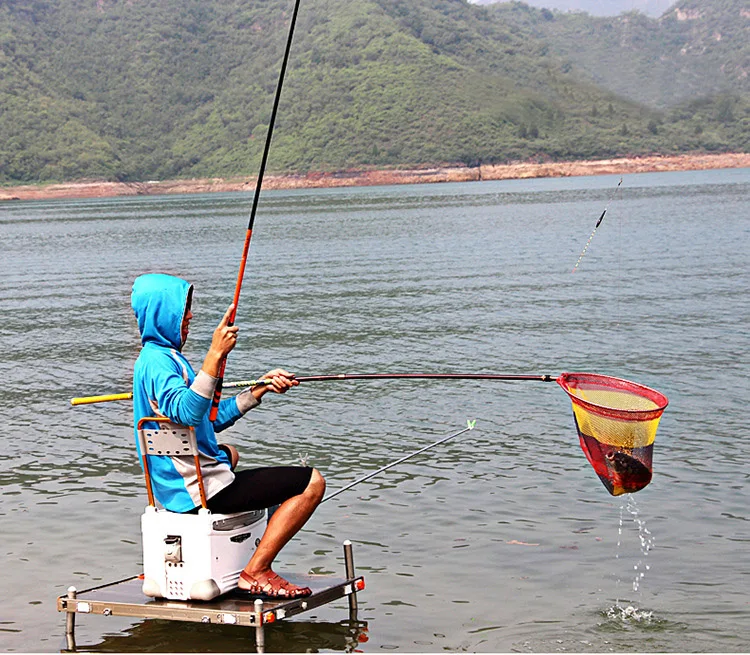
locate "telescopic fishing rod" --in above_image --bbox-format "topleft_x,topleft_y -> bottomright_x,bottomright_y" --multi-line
209,0 -> 304,422
70,373 -> 556,405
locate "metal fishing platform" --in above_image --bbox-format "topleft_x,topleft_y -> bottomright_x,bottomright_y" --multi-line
58,540 -> 365,653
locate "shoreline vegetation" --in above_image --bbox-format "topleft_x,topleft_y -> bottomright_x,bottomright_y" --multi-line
1,152 -> 748,202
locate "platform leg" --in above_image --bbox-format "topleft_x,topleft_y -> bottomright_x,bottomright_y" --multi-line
64,586 -> 77,651
343,540 -> 358,619
254,598 -> 265,653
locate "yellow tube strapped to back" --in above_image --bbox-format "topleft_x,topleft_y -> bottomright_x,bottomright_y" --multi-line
70,392 -> 133,406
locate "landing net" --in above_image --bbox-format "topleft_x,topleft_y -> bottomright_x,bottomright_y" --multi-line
557,372 -> 668,496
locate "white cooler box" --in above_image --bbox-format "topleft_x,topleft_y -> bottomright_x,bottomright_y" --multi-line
141,505 -> 267,601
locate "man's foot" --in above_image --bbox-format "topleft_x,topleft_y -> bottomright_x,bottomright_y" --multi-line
236,570 -> 312,599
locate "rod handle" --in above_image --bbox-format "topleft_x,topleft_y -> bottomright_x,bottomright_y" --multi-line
208,358 -> 227,422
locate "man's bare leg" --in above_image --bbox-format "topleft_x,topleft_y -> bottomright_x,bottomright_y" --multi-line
238,468 -> 325,596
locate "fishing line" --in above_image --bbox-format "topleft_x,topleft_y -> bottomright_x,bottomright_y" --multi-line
615,179 -> 624,359
209,0 -> 304,422
571,177 -> 623,273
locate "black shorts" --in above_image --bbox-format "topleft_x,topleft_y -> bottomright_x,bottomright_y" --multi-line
202,466 -> 313,514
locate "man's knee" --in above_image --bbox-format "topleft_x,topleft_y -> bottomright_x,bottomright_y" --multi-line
219,443 -> 240,469
307,468 -> 326,501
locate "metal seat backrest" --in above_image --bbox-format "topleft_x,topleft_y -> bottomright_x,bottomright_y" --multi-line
141,424 -> 197,457
136,416 -> 207,509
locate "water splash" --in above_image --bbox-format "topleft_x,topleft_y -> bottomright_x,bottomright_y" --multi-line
614,501 -> 624,602
610,494 -> 655,619
605,604 -> 654,624
627,494 -> 654,593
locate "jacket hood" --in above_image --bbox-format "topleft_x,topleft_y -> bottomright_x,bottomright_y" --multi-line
132,274 -> 192,350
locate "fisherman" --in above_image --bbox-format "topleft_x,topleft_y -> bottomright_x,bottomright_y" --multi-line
130,273 -> 324,599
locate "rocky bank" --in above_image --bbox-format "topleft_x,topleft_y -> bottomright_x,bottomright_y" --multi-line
1,152 -> 748,202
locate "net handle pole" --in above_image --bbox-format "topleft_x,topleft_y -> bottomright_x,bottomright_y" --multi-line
243,373 -> 557,386
70,373 -> 557,405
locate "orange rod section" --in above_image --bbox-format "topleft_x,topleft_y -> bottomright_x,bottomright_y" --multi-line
194,454 -> 208,509
210,228 -> 253,422
142,454 -> 156,507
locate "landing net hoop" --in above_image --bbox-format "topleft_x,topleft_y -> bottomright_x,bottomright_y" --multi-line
557,372 -> 668,420
557,372 -> 668,496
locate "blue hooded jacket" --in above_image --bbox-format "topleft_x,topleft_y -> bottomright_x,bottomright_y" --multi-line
131,273 -> 244,512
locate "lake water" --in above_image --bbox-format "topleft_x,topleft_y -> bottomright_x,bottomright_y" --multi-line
1,168 -> 748,652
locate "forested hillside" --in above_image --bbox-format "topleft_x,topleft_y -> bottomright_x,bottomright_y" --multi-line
495,0 -> 749,108
0,0 -> 747,184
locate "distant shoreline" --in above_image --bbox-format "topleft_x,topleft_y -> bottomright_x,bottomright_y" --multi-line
1,152 -> 748,202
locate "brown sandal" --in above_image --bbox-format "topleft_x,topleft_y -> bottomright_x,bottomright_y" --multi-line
235,570 -> 312,599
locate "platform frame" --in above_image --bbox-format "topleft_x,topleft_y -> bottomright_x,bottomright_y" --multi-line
58,540 -> 363,652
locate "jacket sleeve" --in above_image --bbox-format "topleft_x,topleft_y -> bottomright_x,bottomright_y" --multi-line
192,372 -> 259,432
149,360 -> 211,426
213,396 -> 244,432
146,352 -> 256,431
213,387 -> 263,431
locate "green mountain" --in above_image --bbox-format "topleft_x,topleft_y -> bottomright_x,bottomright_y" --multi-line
0,0 -> 747,184
495,0 -> 749,108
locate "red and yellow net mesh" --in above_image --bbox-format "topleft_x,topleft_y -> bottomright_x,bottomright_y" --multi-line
557,372 -> 668,496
